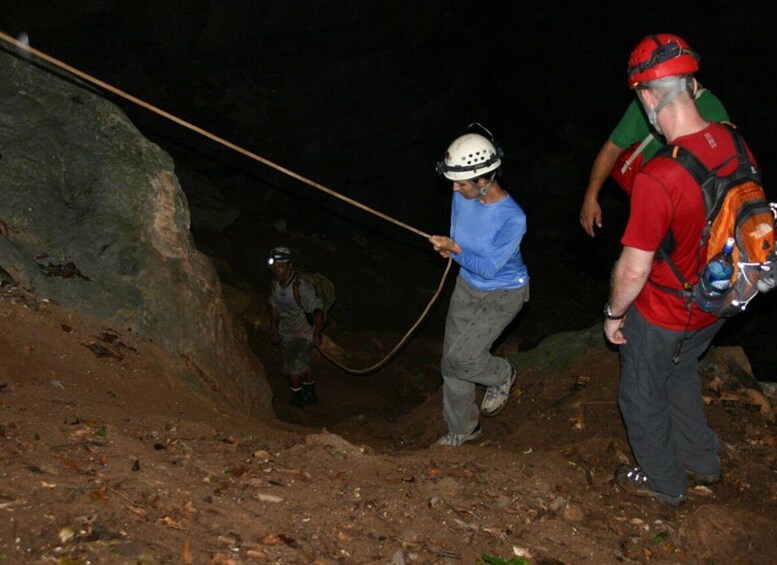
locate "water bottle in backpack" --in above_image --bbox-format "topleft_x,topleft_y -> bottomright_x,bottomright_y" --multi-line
700,237 -> 736,295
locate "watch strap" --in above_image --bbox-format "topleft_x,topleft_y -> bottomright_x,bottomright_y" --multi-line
604,303 -> 625,320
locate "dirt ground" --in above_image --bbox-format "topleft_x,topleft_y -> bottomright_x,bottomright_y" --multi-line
2,220 -> 777,565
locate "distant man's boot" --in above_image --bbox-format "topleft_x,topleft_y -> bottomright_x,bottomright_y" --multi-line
289,386 -> 304,407
301,382 -> 318,406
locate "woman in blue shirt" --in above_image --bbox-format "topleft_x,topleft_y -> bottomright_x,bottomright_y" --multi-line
429,126 -> 530,446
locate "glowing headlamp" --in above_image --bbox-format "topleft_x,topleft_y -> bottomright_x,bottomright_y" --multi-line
267,250 -> 292,266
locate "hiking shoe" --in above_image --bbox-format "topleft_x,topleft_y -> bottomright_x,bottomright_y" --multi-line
614,465 -> 686,507
436,423 -> 483,446
687,469 -> 721,486
301,383 -> 318,406
289,388 -> 304,408
480,364 -> 517,417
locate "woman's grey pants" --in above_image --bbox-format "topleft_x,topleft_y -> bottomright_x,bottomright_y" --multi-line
441,276 -> 529,435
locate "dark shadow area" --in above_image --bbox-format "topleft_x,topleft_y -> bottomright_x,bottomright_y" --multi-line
4,2 -> 777,399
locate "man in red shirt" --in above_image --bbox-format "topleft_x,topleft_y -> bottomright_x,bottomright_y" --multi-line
603,34 -> 751,506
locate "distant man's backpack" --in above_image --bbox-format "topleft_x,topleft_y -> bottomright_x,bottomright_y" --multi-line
292,271 -> 336,324
655,123 -> 777,317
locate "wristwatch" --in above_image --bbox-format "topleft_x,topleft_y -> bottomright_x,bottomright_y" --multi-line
604,303 -> 625,320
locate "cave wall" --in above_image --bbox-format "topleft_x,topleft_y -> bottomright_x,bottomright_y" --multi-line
0,49 -> 272,415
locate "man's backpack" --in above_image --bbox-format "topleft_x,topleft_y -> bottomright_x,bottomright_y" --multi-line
291,271 -> 336,324
655,123 -> 777,317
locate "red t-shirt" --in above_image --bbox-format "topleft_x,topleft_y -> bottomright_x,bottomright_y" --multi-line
622,123 -> 754,330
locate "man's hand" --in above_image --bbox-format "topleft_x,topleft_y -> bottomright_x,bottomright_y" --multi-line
604,317 -> 627,344
580,139 -> 624,237
580,198 -> 603,238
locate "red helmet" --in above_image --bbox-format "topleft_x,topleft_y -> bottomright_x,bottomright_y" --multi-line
627,34 -> 699,89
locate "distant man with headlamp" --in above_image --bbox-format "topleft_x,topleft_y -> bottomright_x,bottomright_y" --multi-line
267,246 -> 325,407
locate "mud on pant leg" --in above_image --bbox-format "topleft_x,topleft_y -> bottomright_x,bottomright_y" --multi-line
441,277 -> 528,435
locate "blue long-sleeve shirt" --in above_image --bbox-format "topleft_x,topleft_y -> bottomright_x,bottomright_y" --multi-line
450,191 -> 529,291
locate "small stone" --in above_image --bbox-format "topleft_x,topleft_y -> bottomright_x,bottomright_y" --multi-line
563,502 -> 585,522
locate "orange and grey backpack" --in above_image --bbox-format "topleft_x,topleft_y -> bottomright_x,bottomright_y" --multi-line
654,123 -> 777,317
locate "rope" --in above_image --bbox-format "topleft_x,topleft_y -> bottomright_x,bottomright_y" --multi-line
0,31 -> 430,239
0,31 -> 451,375
318,257 -> 451,375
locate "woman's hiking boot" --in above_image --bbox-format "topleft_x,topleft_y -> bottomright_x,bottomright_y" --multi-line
480,364 -> 517,417
436,423 -> 482,446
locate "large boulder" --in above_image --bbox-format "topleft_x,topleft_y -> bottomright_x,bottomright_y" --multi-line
0,49 -> 271,415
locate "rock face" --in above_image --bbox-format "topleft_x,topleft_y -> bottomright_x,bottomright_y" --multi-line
0,49 -> 271,414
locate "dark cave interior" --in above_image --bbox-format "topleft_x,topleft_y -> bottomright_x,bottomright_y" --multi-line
4,1 -> 777,380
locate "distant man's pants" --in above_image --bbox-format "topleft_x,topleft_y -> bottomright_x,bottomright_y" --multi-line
283,336 -> 312,376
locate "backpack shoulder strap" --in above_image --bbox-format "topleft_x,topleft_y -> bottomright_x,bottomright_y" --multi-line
620,133 -> 655,174
653,143 -> 711,187
724,122 -> 756,172
291,275 -> 303,310
651,143 -> 712,287
651,144 -> 709,264
654,121 -> 746,186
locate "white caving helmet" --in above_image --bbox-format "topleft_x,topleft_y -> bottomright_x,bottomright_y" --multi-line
436,131 -> 503,182
267,246 -> 292,266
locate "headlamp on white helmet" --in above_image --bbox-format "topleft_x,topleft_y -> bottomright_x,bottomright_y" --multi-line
436,132 -> 503,181
267,246 -> 292,266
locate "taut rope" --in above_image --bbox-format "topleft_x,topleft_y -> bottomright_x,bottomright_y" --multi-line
0,31 -> 451,375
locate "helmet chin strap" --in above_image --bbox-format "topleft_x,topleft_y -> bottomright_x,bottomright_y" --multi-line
639,76 -> 689,135
644,104 -> 663,135
478,172 -> 497,198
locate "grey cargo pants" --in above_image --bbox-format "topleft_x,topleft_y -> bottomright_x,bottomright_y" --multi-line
441,276 -> 529,435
